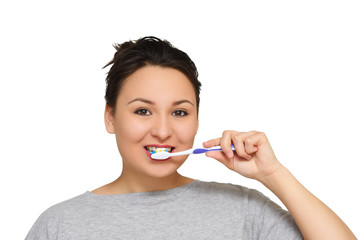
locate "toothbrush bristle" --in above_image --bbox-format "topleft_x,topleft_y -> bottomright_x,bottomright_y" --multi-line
150,148 -> 169,155
150,148 -> 170,160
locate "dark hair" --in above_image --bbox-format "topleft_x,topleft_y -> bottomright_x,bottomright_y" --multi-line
103,36 -> 201,114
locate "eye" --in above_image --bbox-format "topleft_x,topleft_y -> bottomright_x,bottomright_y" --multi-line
135,108 -> 151,116
172,110 -> 188,117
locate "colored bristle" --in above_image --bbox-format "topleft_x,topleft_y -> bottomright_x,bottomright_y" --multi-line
150,148 -> 169,155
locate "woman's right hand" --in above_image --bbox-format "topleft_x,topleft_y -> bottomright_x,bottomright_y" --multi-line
202,130 -> 283,182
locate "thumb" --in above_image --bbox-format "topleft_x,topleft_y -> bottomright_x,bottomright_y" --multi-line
205,151 -> 231,167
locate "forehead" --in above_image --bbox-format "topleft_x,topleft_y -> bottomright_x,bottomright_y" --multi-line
118,66 -> 196,103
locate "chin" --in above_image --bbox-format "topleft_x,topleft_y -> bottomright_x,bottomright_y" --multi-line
142,161 -> 184,179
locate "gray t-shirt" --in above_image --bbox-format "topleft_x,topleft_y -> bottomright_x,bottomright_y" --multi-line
25,180 -> 303,239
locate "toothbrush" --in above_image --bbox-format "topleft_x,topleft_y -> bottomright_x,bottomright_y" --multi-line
151,144 -> 236,160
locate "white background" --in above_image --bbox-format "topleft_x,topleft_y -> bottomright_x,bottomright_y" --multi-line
1,0 -> 359,238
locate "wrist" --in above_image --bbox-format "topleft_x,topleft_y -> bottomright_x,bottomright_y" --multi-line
258,164 -> 291,190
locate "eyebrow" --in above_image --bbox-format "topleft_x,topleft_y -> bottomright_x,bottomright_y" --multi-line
127,98 -> 194,106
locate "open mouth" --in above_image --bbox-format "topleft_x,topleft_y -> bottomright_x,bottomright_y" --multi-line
144,145 -> 175,154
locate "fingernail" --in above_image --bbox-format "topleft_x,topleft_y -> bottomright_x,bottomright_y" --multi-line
226,152 -> 233,159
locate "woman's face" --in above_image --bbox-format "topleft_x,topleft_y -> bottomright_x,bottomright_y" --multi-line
105,65 -> 199,178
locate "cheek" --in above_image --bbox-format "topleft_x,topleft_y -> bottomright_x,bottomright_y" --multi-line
174,119 -> 198,144
115,117 -> 149,143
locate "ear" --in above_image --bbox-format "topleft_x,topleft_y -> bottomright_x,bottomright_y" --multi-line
104,104 -> 116,134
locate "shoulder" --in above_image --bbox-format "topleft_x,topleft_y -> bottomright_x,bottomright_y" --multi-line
43,192 -> 89,219
25,192 -> 89,239
195,180 -> 266,196
193,180 -> 269,204
193,181 -> 302,239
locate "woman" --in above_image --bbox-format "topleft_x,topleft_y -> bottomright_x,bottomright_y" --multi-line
25,36 -> 356,239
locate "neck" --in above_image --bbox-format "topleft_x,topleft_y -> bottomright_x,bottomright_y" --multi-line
104,166 -> 194,195
119,172 -> 192,193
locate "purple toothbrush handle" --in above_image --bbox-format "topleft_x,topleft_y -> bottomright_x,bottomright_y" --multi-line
192,144 -> 235,154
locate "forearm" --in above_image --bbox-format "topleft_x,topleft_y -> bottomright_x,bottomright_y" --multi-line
259,165 -> 356,240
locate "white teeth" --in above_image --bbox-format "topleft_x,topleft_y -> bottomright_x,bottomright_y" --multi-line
145,146 -> 172,152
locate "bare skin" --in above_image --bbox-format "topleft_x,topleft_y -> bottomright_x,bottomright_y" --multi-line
93,66 -> 198,194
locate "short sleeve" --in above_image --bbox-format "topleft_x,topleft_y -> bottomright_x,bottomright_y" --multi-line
245,189 -> 303,240
25,207 -> 60,240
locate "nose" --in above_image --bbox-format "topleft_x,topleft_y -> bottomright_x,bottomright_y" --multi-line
150,115 -> 173,141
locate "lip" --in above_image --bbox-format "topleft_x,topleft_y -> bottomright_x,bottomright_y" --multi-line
144,144 -> 175,148
144,144 -> 175,161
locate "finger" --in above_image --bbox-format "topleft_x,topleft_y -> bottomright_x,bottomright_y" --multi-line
244,137 -> 258,154
205,151 -> 233,169
202,137 -> 221,148
205,151 -> 225,162
221,131 -> 234,159
232,136 -> 251,160
243,132 -> 261,154
244,132 -> 266,153
232,132 -> 257,159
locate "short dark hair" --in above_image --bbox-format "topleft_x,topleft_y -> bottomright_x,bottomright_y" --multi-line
103,36 -> 201,114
